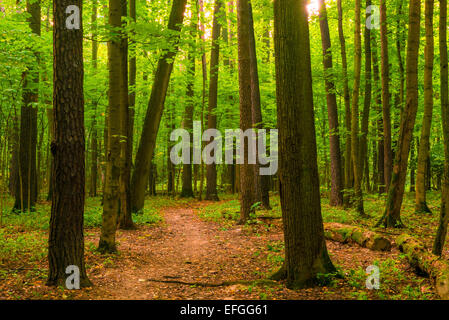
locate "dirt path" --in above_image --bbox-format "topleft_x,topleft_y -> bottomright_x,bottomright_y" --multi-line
82,203 -> 279,299
76,203 -> 436,300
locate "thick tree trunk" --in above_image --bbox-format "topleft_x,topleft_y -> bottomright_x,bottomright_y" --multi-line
318,0 -> 343,207
130,0 -> 187,212
270,0 -> 335,289
48,0 -> 91,287
377,0 -> 421,228
415,0 -> 434,214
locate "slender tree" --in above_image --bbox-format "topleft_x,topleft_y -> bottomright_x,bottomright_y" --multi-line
98,0 -> 124,252
377,0 -> 421,228
237,0 -> 255,223
318,0 -> 343,206
337,0 -> 352,203
130,0 -> 188,213
180,9 -> 197,199
118,0 -> 135,229
14,0 -> 40,212
205,0 -> 222,201
248,1 -> 271,209
48,0 -> 91,287
415,0 -> 434,214
371,30 -> 385,193
350,0 -> 365,216
89,0 -> 99,198
360,0 -> 372,193
433,0 -> 449,255
380,0 -> 392,193
271,0 -> 335,288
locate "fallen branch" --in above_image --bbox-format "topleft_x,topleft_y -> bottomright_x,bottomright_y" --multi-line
146,278 -> 278,288
324,222 -> 392,251
396,234 -> 449,300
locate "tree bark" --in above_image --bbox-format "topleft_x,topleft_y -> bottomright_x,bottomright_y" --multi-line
415,0 -> 434,214
237,0 -> 255,223
205,0 -> 222,202
350,0 -> 365,216
118,0 -> 135,230
318,0 -> 343,207
337,0 -> 352,205
360,0 -> 372,195
380,0 -> 392,193
14,0 -> 40,212
89,0 -> 99,198
99,0 -> 124,253
324,223 -> 392,252
371,30 -> 384,193
433,0 -> 449,256
48,0 -> 91,287
398,234 -> 449,299
180,15 -> 196,199
248,1 -> 271,210
270,0 -> 335,289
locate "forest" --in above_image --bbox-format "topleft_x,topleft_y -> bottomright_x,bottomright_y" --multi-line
0,0 -> 449,302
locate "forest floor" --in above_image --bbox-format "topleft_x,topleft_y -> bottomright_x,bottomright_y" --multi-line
0,191 -> 445,300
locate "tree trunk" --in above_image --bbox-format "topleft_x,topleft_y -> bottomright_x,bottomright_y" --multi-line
118,0 -> 134,230
371,30 -> 385,193
324,223 -> 392,252
198,0 -> 207,201
360,0 -> 372,195
205,0 -> 222,202
248,1 -> 271,210
337,0 -> 352,205
270,0 -> 335,289
380,0 -> 392,193
415,0 -> 434,214
130,0 -> 187,212
377,0 -> 421,228
14,0 -> 40,212
180,17 -> 196,199
318,0 -> 343,207
89,0 -> 98,198
350,0 -> 365,216
433,0 -> 449,256
237,0 -> 255,223
48,0 -> 91,287
99,0 -> 124,253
